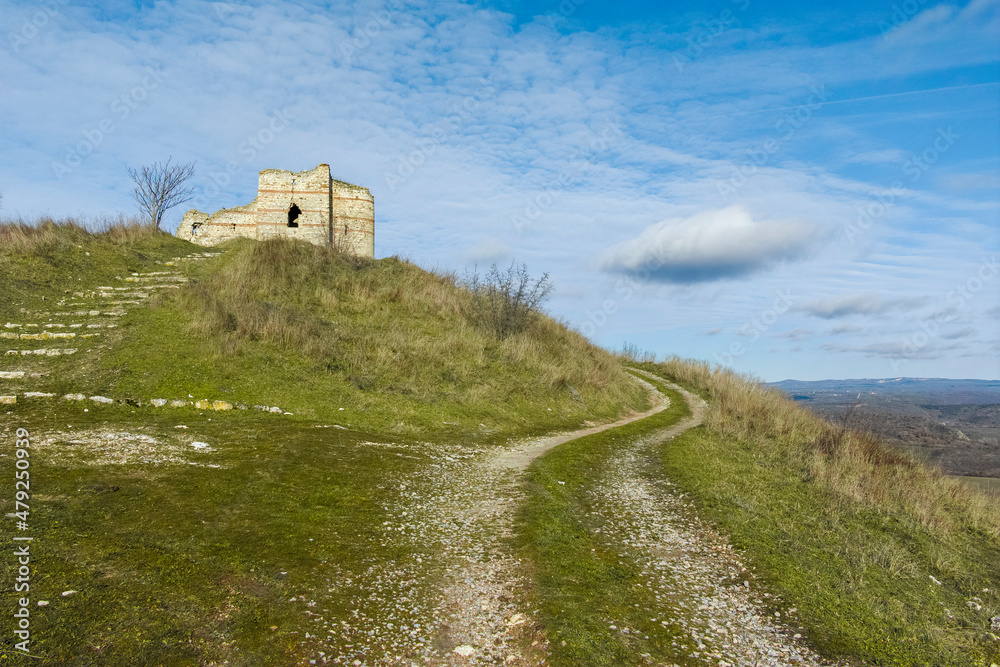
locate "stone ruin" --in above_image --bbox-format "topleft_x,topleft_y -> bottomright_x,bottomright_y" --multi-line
176,164 -> 374,257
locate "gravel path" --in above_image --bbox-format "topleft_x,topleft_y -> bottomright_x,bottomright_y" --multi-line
295,374 -> 840,666
589,374 -> 840,667
294,378 -> 671,665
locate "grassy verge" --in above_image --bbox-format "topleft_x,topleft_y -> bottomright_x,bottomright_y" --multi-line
0,217 -> 194,320
649,357 -> 1000,666
0,405 -> 418,665
516,373 -> 694,666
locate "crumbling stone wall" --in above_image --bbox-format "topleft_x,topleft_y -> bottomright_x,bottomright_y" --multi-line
176,164 -> 374,257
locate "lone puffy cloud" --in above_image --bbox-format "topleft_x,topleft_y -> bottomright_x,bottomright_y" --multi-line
601,206 -> 819,284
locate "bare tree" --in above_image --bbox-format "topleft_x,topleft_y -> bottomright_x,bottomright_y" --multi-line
127,158 -> 196,229
466,261 -> 553,340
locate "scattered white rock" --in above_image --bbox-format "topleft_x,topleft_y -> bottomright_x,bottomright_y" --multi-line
453,645 -> 476,657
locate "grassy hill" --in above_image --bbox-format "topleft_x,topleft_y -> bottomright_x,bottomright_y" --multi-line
518,362 -> 1000,666
1,219 -> 997,666
0,219 -> 648,665
0,219 -> 648,439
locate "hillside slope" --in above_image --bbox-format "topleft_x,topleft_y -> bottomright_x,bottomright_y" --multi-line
0,221 -> 648,439
0,219 -> 650,666
648,358 -> 1000,666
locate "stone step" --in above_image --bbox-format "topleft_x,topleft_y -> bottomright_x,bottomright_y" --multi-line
121,276 -> 188,283
5,392 -> 289,415
0,371 -> 48,379
47,311 -> 126,317
4,323 -> 115,330
0,332 -> 100,340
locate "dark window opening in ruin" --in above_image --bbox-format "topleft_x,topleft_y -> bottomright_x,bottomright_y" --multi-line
191,223 -> 200,235
288,203 -> 301,228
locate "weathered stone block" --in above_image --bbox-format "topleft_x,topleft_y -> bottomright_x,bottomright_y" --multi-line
212,401 -> 233,411
0,396 -> 16,404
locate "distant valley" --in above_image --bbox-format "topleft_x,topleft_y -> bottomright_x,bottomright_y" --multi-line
770,378 -> 1000,487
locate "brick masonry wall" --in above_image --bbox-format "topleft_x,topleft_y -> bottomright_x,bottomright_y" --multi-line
331,179 -> 375,257
176,164 -> 374,257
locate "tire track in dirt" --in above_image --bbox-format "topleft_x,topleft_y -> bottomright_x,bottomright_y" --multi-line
589,370 -> 841,666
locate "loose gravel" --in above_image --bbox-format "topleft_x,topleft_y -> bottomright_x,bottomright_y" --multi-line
291,378 -> 848,666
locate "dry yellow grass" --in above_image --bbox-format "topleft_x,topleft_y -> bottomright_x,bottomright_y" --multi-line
653,355 -> 1000,539
0,215 -> 160,256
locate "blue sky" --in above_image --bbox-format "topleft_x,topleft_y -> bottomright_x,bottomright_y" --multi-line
1,0 -> 998,381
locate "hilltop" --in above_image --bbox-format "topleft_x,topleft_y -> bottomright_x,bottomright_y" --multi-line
1,219 -> 998,666
0,219 -> 648,439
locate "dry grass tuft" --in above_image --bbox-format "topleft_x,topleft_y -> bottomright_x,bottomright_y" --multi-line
0,214 -> 162,256
150,238 -> 643,427
653,355 -> 1000,539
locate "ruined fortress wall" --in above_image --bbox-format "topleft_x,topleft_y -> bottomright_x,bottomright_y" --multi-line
177,203 -> 257,247
256,165 -> 331,246
176,164 -> 374,256
330,179 -> 375,257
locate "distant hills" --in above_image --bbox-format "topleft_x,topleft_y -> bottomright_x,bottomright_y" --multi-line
769,377 -> 1000,479
770,377 -> 1000,405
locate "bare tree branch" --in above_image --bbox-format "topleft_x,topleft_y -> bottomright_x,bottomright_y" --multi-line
127,158 -> 196,229
465,261 -> 553,340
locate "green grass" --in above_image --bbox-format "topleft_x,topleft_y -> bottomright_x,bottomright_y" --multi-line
647,357 -> 1000,666
516,372 -> 695,666
2,229 -> 648,441
0,218 -> 653,664
0,406 -> 415,665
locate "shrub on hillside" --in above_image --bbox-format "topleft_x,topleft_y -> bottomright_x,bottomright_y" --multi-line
464,262 -> 552,340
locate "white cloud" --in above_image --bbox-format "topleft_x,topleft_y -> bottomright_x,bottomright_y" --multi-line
797,292 -> 925,319
465,239 -> 512,264
772,328 -> 815,341
601,206 -> 821,284
844,149 -> 908,164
